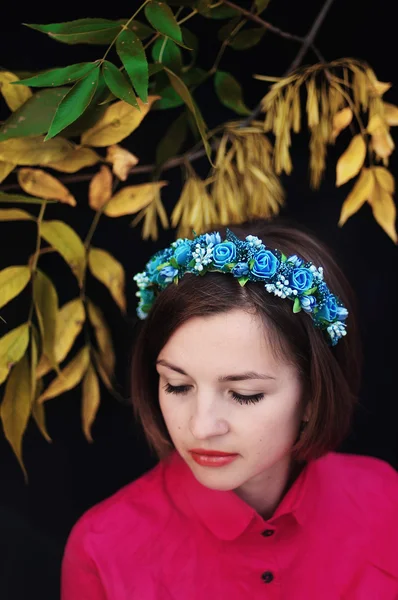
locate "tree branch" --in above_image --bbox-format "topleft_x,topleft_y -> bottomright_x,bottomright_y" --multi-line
221,0 -> 304,42
0,0 -> 335,191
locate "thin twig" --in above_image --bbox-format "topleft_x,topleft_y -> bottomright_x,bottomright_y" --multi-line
221,0 -> 304,42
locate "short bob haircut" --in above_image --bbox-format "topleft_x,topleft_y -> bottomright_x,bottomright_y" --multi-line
130,218 -> 362,465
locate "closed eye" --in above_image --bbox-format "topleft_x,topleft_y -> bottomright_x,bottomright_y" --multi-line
162,383 -> 264,406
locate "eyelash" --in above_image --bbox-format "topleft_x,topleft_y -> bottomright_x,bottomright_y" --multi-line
162,383 -> 264,405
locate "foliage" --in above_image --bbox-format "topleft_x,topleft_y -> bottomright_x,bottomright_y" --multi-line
0,0 -> 397,476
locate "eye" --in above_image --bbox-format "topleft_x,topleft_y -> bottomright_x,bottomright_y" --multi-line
163,383 -> 191,395
231,392 -> 264,405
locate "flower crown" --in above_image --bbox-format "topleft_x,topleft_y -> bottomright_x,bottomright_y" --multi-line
133,229 -> 348,346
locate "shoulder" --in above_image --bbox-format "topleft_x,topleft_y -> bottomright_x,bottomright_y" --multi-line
64,458 -> 170,560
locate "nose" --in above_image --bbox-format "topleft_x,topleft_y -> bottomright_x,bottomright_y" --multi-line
189,393 -> 229,439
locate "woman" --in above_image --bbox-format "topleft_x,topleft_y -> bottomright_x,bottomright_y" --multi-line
61,220 -> 398,599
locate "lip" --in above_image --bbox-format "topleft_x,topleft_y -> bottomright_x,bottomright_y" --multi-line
189,452 -> 239,467
189,449 -> 238,457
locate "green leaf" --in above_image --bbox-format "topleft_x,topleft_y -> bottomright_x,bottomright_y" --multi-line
196,1 -> 240,18
214,70 -> 250,116
163,67 -> 212,164
45,67 -> 100,140
128,20 -> 154,40
217,17 -> 241,42
148,63 -> 164,77
293,297 -> 302,313
116,28 -> 148,103
281,253 -> 287,262
13,62 -> 98,88
229,28 -> 265,50
25,18 -> 126,45
181,27 -> 198,68
152,38 -> 182,74
169,257 -> 178,268
0,88 -> 69,141
182,67 -> 208,86
156,111 -> 188,165
255,0 -> 271,12
0,192 -> 57,204
238,276 -> 249,287
61,73 -> 108,137
102,61 -> 139,109
145,2 -> 186,47
303,286 -> 318,296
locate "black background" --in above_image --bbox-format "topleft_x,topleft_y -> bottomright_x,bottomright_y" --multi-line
0,1 -> 397,598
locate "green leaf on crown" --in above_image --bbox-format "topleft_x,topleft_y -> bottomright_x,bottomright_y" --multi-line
303,286 -> 318,296
248,259 -> 255,269
238,276 -> 249,287
188,258 -> 196,268
281,253 -> 287,262
293,297 -> 302,313
169,257 -> 178,268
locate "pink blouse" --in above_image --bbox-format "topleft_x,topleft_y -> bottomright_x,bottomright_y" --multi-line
61,450 -> 398,599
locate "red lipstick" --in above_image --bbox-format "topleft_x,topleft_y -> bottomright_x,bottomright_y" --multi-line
189,449 -> 239,467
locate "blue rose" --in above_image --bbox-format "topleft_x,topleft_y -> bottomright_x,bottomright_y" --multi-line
157,265 -> 178,285
317,294 -> 338,322
287,254 -> 304,267
290,268 -> 314,293
232,262 -> 249,277
146,254 -> 166,276
213,242 -> 236,268
251,250 -> 279,279
300,295 -> 317,313
205,232 -> 222,246
174,241 -> 192,266
336,306 -> 348,321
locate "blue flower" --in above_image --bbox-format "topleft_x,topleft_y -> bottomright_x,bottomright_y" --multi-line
232,262 -> 249,277
146,254 -> 165,276
251,250 -> 279,279
174,241 -> 192,266
213,242 -> 236,268
287,254 -> 304,267
300,295 -> 317,313
158,265 -> 178,284
290,268 -> 314,293
205,232 -> 222,246
317,294 -> 338,322
336,306 -> 348,321
140,289 -> 155,305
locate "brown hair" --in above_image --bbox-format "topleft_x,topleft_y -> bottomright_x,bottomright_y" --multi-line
130,218 -> 362,464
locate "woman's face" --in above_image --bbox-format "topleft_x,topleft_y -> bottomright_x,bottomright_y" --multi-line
156,308 -> 311,497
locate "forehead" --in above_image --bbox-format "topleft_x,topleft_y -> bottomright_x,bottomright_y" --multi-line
157,308 -> 288,376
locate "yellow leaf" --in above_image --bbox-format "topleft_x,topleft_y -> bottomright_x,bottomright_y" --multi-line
18,168 -> 76,206
383,102 -> 398,126
336,134 -> 367,187
31,378 -> 51,442
38,346 -> 90,404
0,209 -> 34,221
371,128 -> 394,159
0,266 -> 31,310
0,161 -> 15,183
0,352 -> 31,480
0,71 -> 32,111
88,165 -> 113,211
373,166 -> 395,194
40,220 -> 86,286
367,78 -> 391,97
87,299 -> 115,378
81,97 -> 159,147
47,147 -> 101,173
33,270 -> 59,373
0,137 -> 73,165
36,298 -> 85,377
88,247 -> 126,312
367,114 -> 384,134
82,362 -> 100,442
338,168 -> 374,226
0,323 -> 30,385
332,107 -> 353,140
369,177 -> 398,243
106,144 -> 139,181
104,181 -> 167,217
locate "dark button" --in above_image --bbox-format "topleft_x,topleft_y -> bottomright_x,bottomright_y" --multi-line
262,529 -> 275,537
261,571 -> 274,583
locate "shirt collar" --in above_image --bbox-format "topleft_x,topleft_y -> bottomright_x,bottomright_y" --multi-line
163,450 -> 321,541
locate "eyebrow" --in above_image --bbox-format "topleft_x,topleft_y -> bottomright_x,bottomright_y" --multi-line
155,359 -> 276,381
